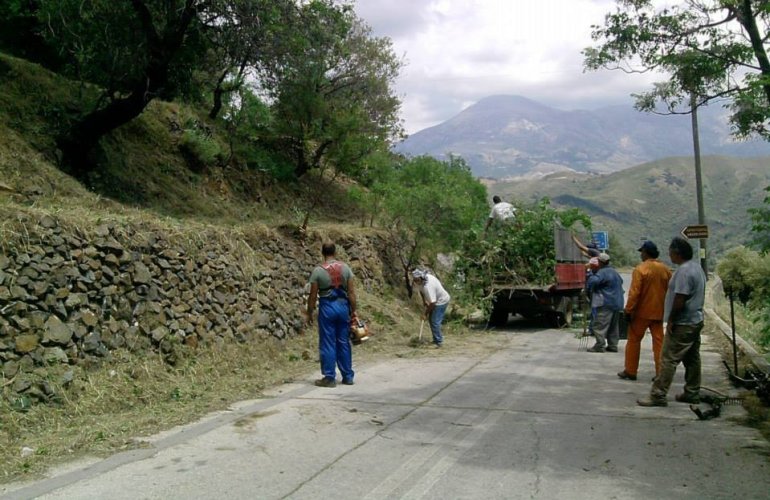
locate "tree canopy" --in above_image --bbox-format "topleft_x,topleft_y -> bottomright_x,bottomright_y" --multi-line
375,155 -> 489,294
584,0 -> 770,139
3,0 -> 402,184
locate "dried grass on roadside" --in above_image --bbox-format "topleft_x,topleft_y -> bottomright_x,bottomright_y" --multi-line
0,287 -> 506,484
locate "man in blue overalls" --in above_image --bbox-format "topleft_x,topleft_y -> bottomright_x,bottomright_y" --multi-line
305,241 -> 357,387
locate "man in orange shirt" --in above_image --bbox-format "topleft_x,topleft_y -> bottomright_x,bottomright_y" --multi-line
617,241 -> 672,381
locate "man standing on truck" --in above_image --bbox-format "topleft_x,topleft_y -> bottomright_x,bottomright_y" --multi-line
484,195 -> 516,233
618,241 -> 671,381
585,253 -> 624,352
412,269 -> 451,348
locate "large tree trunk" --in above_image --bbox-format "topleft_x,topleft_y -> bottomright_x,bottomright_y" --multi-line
58,88 -> 153,180
737,0 -> 770,104
58,0 -> 197,181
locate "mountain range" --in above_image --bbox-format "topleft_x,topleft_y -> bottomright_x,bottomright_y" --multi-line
394,95 -> 770,179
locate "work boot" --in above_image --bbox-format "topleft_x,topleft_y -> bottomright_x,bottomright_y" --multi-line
605,346 -> 618,352
617,370 -> 637,381
314,377 -> 337,388
586,345 -> 604,353
675,392 -> 700,404
637,396 -> 667,407
341,378 -> 354,386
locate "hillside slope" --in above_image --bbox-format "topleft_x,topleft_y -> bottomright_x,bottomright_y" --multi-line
491,156 -> 770,260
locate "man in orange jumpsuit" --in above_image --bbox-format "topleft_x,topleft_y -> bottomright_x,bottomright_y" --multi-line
617,241 -> 672,381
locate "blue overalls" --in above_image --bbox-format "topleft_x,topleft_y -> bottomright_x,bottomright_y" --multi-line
318,287 -> 354,382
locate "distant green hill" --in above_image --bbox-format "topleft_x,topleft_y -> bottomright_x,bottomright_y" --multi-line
490,156 -> 770,265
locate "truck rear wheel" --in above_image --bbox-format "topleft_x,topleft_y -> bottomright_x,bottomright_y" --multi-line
548,299 -> 574,328
489,306 -> 509,327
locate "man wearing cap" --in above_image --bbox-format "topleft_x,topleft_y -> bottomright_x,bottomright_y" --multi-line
412,269 -> 451,347
585,253 -> 624,352
638,237 -> 706,407
617,241 -> 672,381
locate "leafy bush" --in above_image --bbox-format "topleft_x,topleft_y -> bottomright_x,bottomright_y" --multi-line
717,246 -> 770,348
179,127 -> 223,171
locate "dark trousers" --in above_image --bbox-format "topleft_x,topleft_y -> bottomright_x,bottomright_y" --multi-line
651,322 -> 704,399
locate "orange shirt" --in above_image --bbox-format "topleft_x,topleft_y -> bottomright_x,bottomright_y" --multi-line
624,259 -> 672,320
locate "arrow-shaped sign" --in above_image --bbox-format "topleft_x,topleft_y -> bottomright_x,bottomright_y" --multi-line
681,224 -> 709,239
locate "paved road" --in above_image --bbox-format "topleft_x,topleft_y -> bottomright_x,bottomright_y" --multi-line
3,318 -> 769,500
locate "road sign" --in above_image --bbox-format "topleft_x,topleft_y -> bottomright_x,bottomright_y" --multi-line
591,231 -> 609,251
681,224 -> 709,239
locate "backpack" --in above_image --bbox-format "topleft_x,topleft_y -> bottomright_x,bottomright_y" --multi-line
321,261 -> 347,296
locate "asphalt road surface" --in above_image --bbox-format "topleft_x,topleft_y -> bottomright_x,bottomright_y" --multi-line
3,317 -> 769,500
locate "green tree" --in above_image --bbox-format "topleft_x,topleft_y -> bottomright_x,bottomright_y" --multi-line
585,0 -> 770,139
201,0 -> 295,120
379,155 -> 488,294
35,0 -> 258,181
749,185 -> 770,252
256,0 -> 403,179
717,246 -> 770,347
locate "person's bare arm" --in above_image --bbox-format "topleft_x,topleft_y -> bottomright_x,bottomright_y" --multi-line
346,277 -> 357,317
571,234 -> 590,257
305,282 -> 318,325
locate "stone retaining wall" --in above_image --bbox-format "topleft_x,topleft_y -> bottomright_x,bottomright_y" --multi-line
0,213 -> 399,407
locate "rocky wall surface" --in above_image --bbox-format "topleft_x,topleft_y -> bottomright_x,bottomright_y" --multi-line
0,214 -> 398,407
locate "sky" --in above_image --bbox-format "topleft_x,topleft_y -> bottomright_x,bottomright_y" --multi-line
353,0 -> 665,135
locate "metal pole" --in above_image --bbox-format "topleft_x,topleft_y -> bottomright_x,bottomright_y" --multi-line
690,94 -> 708,276
729,291 -> 738,376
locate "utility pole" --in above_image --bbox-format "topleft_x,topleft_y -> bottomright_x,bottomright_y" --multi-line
690,93 -> 707,275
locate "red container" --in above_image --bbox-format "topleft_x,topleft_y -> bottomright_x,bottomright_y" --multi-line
554,263 -> 585,290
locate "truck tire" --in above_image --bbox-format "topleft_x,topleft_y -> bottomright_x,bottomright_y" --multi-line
548,299 -> 574,328
489,305 -> 509,327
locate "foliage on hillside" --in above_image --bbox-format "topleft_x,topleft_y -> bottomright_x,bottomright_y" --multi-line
0,0 -> 403,184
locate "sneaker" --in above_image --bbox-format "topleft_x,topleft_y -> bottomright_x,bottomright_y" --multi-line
341,379 -> 354,386
637,396 -> 668,407
605,346 -> 618,352
675,393 -> 700,404
314,377 -> 336,388
586,346 -> 605,353
617,370 -> 637,381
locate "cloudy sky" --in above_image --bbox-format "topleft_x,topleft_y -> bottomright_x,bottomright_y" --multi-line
353,0 -> 664,135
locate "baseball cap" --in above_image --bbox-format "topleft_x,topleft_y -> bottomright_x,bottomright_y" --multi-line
598,253 -> 611,263
638,240 -> 658,253
411,269 -> 427,280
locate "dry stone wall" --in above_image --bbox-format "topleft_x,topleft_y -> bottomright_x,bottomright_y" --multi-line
0,213 -> 399,407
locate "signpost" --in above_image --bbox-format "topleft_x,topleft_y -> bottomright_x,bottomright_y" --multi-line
681,224 -> 709,239
591,231 -> 609,251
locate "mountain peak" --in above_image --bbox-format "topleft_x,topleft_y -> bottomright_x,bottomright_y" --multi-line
395,95 -> 770,178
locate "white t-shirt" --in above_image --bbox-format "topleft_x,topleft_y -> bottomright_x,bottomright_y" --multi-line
418,275 -> 451,306
489,202 -> 515,221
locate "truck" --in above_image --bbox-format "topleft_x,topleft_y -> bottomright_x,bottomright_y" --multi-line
487,227 -> 588,328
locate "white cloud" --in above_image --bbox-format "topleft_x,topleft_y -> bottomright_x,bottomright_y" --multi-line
354,0 -> 665,134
